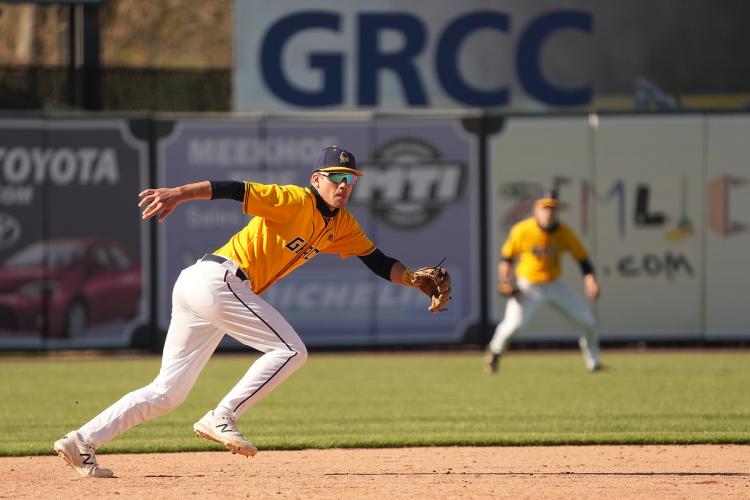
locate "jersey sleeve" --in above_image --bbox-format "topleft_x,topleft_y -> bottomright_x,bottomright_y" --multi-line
242,182 -> 306,222
562,225 -> 589,261
500,226 -> 520,260
324,211 -> 376,259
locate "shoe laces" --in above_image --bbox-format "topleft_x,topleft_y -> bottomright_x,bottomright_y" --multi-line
215,413 -> 242,435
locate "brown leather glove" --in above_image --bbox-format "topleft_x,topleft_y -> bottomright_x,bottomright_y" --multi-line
409,266 -> 452,313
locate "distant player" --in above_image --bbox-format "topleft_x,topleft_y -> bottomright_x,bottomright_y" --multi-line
53,146 -> 451,478
485,190 -> 601,374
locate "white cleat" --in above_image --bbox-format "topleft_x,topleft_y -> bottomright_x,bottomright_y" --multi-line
579,337 -> 602,373
587,360 -> 603,372
483,348 -> 500,374
53,432 -> 113,478
193,411 -> 257,457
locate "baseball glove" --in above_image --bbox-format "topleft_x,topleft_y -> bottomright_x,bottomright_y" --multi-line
498,279 -> 519,297
409,266 -> 452,313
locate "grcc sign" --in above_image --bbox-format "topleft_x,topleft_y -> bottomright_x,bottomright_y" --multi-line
259,9 -> 592,108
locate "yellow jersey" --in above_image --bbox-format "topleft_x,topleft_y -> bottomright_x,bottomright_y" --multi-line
501,217 -> 588,283
214,182 -> 375,294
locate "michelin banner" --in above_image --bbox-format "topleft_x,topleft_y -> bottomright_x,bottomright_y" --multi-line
158,117 -> 479,346
0,119 -> 149,349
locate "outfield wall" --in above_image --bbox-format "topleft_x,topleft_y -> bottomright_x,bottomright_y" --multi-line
155,116 -> 480,347
0,112 -> 747,349
0,117 -> 151,349
488,114 -> 750,343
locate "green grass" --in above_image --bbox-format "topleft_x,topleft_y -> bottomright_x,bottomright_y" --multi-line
1,350 -> 748,456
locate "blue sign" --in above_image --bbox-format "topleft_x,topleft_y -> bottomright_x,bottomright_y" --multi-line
159,118 -> 479,346
236,2 -> 594,111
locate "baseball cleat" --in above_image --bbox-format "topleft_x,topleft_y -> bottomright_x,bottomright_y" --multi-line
193,411 -> 257,457
587,362 -> 604,372
53,432 -> 113,478
484,348 -> 500,374
578,337 -> 602,372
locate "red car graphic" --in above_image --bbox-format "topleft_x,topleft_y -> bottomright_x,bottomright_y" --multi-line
0,238 -> 141,338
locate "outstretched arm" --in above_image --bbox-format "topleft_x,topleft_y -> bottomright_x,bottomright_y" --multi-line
389,261 -> 411,285
358,249 -> 451,312
139,181 -> 212,222
139,180 -> 246,222
357,249 -> 425,286
358,249 -> 404,284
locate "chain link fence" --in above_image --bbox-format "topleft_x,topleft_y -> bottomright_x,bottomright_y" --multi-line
0,65 -> 231,111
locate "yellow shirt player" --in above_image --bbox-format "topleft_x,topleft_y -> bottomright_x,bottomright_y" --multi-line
484,191 -> 602,374
53,146 -> 451,478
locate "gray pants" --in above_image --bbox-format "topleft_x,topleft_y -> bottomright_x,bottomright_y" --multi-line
489,278 -> 600,370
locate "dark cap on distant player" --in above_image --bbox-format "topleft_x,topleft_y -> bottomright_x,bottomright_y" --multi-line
535,189 -> 559,208
312,146 -> 364,177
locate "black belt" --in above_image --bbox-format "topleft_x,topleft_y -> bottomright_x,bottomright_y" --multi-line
201,254 -> 248,281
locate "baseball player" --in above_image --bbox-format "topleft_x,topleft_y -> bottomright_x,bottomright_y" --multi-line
485,190 -> 601,374
53,146 -> 452,478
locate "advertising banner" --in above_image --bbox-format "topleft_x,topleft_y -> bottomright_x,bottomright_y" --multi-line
236,1 -> 749,113
488,116 -> 593,341
356,118 -> 479,344
704,115 -> 750,339
159,119 -> 373,345
489,115 -> 711,342
0,119 -> 149,349
236,1 -> 595,113
158,117 -> 478,346
592,116 -> 704,339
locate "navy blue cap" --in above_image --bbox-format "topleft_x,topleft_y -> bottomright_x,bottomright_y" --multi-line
312,146 -> 364,176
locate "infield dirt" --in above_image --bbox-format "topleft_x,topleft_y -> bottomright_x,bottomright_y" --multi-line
2,445 -> 748,499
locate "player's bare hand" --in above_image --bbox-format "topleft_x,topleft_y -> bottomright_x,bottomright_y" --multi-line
139,187 -> 182,223
498,279 -> 518,297
584,274 -> 600,301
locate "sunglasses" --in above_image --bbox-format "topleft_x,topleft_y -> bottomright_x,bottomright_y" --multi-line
319,171 -> 357,185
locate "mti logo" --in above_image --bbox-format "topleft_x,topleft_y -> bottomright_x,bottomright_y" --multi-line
351,138 -> 464,229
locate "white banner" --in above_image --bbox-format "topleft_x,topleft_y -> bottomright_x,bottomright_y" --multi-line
489,115 -> 712,341
592,116 -> 704,339
705,115 -> 750,339
489,116 -> 592,340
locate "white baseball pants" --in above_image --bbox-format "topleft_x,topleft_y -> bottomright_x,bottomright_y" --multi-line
488,278 -> 600,370
77,257 -> 307,448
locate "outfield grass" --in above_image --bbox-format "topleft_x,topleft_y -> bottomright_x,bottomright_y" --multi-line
0,350 -> 748,456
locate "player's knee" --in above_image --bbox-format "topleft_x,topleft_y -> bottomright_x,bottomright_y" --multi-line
579,314 -> 596,331
161,391 -> 189,411
278,331 -> 307,366
497,320 -> 522,339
